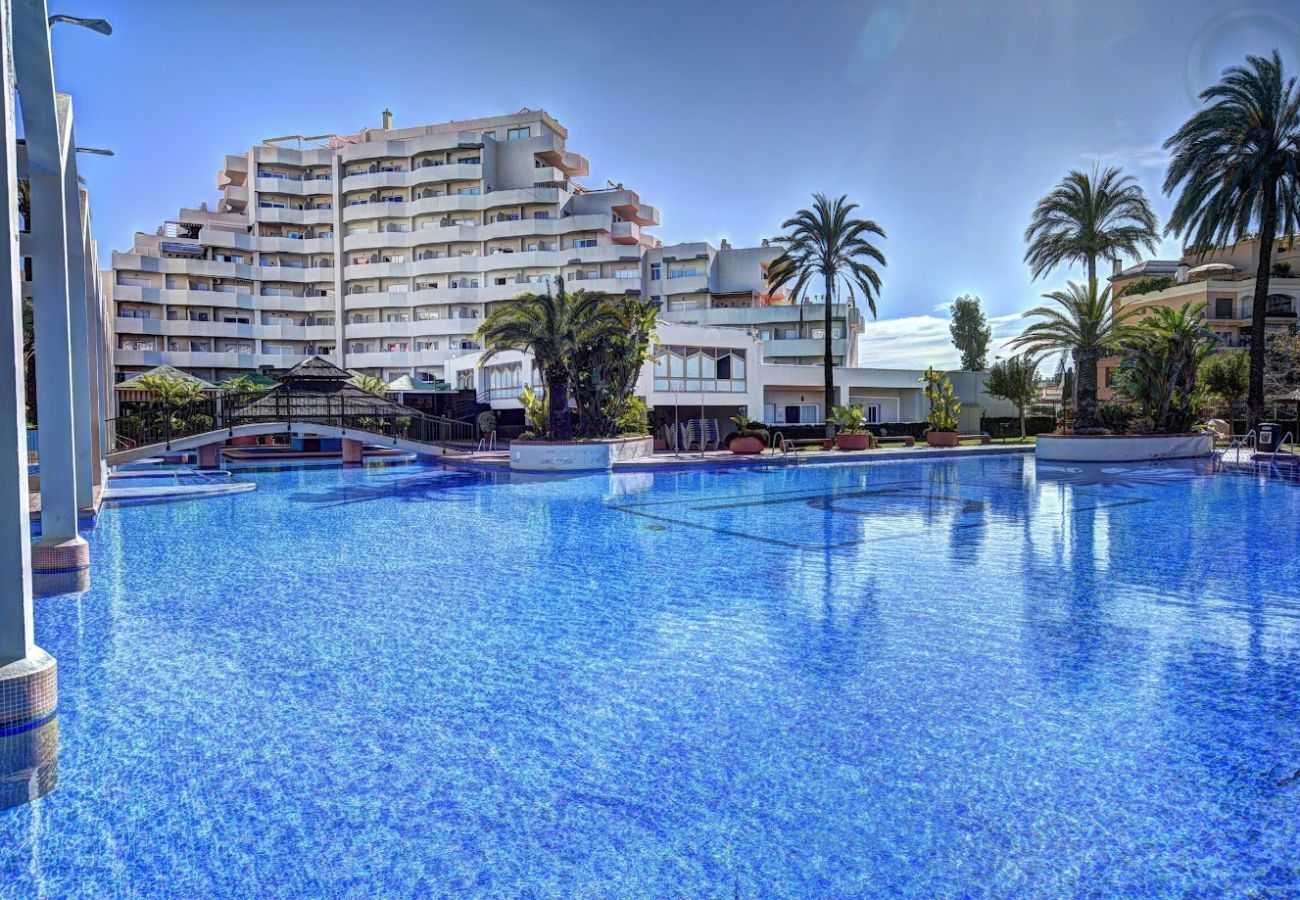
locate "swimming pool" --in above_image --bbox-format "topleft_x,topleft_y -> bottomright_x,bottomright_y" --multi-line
3,454 -> 1299,895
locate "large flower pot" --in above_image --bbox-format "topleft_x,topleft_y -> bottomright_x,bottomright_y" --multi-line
835,433 -> 873,451
925,431 -> 960,448
729,435 -> 766,455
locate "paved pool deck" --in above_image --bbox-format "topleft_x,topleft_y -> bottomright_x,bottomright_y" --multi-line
441,441 -> 1037,472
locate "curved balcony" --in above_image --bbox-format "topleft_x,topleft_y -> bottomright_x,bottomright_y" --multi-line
339,187 -> 564,224
255,176 -> 333,198
343,348 -> 464,369
257,263 -> 334,283
257,206 -> 336,226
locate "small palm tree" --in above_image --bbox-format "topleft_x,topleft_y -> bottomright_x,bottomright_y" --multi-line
766,193 -> 886,438
135,372 -> 205,408
1011,280 -> 1136,431
1024,166 -> 1160,284
351,372 -> 388,396
1116,302 -> 1216,434
475,277 -> 618,440
1163,50 -> 1300,429
984,354 -> 1041,440
220,374 -> 268,397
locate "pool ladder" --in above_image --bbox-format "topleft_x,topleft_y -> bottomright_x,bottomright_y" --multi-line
1220,429 -> 1299,477
476,430 -> 498,453
769,431 -> 799,467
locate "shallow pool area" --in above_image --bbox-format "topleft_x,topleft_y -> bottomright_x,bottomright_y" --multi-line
3,454 -> 1299,895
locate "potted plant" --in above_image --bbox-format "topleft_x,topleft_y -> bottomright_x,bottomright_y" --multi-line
727,414 -> 769,455
829,405 -> 875,450
919,367 -> 961,447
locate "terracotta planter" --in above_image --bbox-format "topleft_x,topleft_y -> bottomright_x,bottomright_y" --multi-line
729,435 -> 766,455
925,431 -> 960,448
835,433 -> 873,451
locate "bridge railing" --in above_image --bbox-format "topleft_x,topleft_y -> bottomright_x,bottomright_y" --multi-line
106,391 -> 476,453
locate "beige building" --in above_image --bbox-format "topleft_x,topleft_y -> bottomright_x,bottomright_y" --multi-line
1098,236 -> 1300,401
107,109 -> 863,394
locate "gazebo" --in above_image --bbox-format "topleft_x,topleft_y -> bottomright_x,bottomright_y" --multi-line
229,356 -> 419,423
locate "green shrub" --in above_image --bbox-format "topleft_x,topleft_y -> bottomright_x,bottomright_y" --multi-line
1094,403 -> 1135,435
1119,276 -> 1174,298
615,396 -> 649,435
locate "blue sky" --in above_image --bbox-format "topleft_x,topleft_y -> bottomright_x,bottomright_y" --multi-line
52,0 -> 1300,368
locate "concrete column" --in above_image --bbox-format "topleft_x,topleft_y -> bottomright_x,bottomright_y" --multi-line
0,0 -> 59,745
342,438 -> 363,464
13,0 -> 87,575
197,442 -> 220,469
62,137 -> 93,513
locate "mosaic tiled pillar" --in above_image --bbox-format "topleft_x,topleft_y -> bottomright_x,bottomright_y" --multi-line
2,0 -> 59,758
197,442 -> 221,470
0,703 -> 58,810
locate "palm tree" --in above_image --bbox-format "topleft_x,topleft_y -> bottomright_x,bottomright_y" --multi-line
1011,280 -> 1136,430
1163,50 -> 1300,429
219,374 -> 268,396
135,372 -> 205,408
1024,166 -> 1160,285
475,277 -> 618,440
351,372 -> 388,396
766,193 -> 886,438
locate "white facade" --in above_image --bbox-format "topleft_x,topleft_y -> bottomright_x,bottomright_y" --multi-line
108,110 -> 871,392
448,322 -> 1019,429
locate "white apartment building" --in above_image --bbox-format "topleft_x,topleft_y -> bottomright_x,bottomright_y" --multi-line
449,322 -> 1016,431
107,109 -> 863,392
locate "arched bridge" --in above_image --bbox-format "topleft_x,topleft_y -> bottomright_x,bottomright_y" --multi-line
106,391 -> 478,466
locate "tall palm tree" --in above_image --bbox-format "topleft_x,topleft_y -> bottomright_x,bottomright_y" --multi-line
1024,166 -> 1161,285
1011,280 -> 1136,430
476,277 -> 618,439
766,193 -> 886,438
1163,50 -> 1300,429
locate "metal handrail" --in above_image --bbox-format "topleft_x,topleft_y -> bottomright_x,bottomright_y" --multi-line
105,390 -> 476,455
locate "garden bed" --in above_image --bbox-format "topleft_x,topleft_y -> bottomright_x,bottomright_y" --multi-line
1036,433 -> 1214,462
509,436 -> 654,472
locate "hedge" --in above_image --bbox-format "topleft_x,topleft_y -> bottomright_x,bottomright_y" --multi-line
979,416 -> 1057,439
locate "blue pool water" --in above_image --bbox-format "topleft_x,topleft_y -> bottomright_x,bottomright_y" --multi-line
3,454 -> 1299,896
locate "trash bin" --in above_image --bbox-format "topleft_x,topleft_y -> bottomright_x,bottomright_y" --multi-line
1257,422 -> 1283,453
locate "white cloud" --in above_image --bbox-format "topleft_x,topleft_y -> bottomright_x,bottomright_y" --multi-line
858,311 -> 1030,370
1080,143 -> 1171,171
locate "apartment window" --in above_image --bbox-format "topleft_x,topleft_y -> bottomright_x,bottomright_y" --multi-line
1214,297 -> 1234,319
533,211 -> 550,220
457,157 -> 481,165
614,269 -> 639,280
507,126 -> 530,140
1266,294 -> 1295,316
572,238 -> 597,248
457,187 -> 481,196
650,263 -> 662,280
652,346 -> 747,393
668,267 -> 698,279
779,404 -> 820,425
